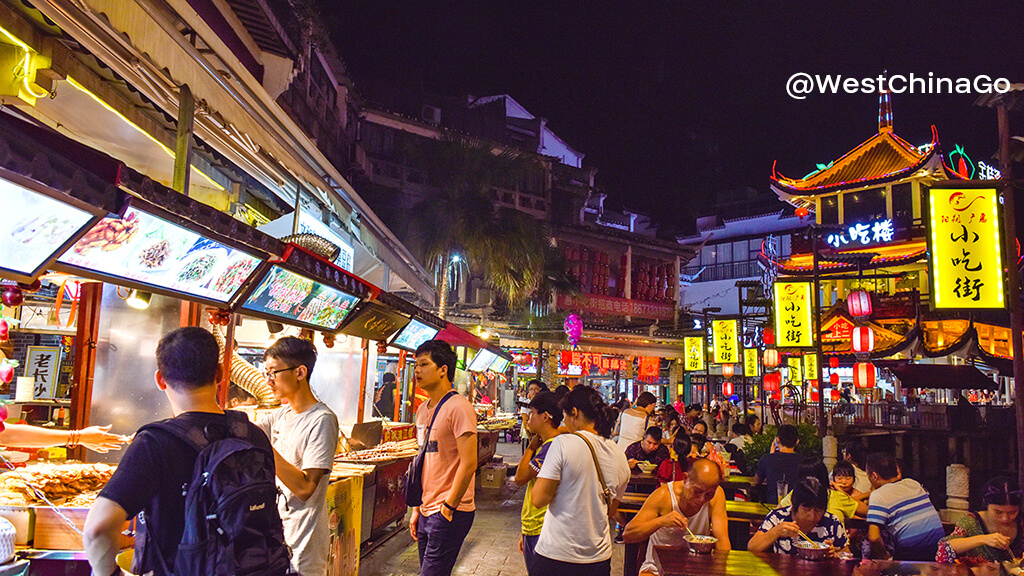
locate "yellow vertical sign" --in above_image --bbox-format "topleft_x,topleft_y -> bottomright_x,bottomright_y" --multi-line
684,337 -> 705,371
929,187 -> 1004,308
744,348 -> 759,377
788,356 -> 802,383
774,281 -> 814,347
712,319 -> 739,364
804,353 -> 818,381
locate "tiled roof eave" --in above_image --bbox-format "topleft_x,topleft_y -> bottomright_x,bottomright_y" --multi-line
770,150 -> 935,196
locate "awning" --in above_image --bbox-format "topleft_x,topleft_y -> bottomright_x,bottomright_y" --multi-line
889,363 -> 999,390
435,323 -> 489,351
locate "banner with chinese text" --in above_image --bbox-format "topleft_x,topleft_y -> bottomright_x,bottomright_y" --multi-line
744,348 -> 759,377
712,319 -> 739,364
803,353 -> 818,381
928,187 -> 1004,309
684,337 -> 705,371
559,351 -> 630,374
788,356 -> 802,383
773,281 -> 814,348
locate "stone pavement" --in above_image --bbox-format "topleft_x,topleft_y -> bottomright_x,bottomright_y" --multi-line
364,439 -> 626,576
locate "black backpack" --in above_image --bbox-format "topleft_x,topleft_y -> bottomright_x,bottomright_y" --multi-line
133,411 -> 293,576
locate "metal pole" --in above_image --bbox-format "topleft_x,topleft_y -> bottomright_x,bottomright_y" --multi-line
172,84 -> 195,196
813,227 -> 827,437
995,105 -> 1024,491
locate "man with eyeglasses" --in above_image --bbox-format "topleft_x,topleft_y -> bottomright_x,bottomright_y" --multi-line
257,336 -> 340,576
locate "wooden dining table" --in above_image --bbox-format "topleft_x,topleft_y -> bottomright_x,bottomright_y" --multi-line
653,547 -> 971,576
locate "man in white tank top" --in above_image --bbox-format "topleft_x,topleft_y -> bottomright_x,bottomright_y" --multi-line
622,459 -> 731,576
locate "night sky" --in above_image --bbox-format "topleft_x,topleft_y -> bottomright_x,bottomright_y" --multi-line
328,2 -> 1023,228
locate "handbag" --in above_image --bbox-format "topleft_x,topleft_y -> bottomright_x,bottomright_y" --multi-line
404,391 -> 456,507
573,432 -> 615,510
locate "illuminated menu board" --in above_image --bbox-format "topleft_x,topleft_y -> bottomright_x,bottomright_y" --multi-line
241,265 -> 360,330
58,206 -> 262,304
489,356 -> 511,373
468,348 -> 497,372
390,319 -> 439,351
1,177 -> 97,282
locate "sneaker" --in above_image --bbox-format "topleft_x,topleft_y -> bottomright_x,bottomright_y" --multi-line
614,533 -> 624,544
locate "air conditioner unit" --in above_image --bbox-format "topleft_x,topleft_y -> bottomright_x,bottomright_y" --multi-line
422,105 -> 441,124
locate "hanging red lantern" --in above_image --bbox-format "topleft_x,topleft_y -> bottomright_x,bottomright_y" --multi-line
852,326 -> 875,354
847,290 -> 873,318
763,327 -> 775,346
809,390 -> 820,402
722,363 -> 735,379
829,356 -> 840,369
809,379 -> 819,389
830,372 -> 840,386
853,362 -> 876,389
795,206 -> 810,219
830,389 -> 841,402
723,381 -> 734,396
763,349 -> 781,368
763,371 -> 782,392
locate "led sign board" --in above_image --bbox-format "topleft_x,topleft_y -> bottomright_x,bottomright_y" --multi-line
1,175 -> 100,283
929,186 -> 1004,309
241,265 -> 360,330
390,319 -> 440,352
59,206 -> 262,305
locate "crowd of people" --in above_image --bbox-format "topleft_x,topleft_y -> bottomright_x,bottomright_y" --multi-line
63,330 -> 1021,576
502,387 -> 1024,576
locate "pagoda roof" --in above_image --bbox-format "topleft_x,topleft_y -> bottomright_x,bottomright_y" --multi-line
759,240 -> 928,275
771,126 -> 939,195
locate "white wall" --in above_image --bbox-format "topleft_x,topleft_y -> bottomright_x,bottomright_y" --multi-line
679,276 -> 760,316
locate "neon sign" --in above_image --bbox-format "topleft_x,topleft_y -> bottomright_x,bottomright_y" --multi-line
826,219 -> 895,249
977,161 -> 1002,180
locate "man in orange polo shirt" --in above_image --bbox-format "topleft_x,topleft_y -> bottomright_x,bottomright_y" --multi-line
409,340 -> 477,576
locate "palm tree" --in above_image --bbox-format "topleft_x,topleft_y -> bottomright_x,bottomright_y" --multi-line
403,133 -> 550,317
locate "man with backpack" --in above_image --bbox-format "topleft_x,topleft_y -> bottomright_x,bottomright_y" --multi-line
258,336 -> 340,576
84,327 -> 290,576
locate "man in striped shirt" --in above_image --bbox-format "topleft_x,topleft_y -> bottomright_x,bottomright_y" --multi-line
865,453 -> 945,561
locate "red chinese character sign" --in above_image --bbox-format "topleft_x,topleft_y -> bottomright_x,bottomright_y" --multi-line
928,186 -> 1004,309
773,281 -> 814,348
638,356 -> 661,383
712,319 -> 739,364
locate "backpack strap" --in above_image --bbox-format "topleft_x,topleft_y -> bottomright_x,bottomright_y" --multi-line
572,432 -> 615,511
422,392 -> 456,445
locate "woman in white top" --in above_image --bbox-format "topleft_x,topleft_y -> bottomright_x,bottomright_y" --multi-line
616,391 -> 658,449
624,434 -> 732,576
531,386 -> 631,576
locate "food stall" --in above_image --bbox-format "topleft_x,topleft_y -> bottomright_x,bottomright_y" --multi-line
0,110 -> 521,572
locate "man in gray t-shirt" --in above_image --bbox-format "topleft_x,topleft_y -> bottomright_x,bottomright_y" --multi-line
259,337 -> 341,576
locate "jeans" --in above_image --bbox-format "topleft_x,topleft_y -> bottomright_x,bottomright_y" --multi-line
531,554 -> 610,576
416,510 -> 475,576
521,534 -> 540,574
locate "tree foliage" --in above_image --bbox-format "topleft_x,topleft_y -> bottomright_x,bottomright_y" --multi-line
403,133 -> 561,310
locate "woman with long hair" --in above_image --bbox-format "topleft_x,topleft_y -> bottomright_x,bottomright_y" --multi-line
530,386 -> 631,576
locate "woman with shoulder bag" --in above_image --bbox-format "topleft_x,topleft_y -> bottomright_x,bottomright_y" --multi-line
530,386 -> 631,576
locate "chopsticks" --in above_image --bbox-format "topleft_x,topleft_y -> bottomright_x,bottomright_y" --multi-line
796,529 -> 817,545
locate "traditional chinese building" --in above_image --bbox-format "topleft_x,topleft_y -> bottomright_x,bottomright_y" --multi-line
766,91 -> 1013,401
